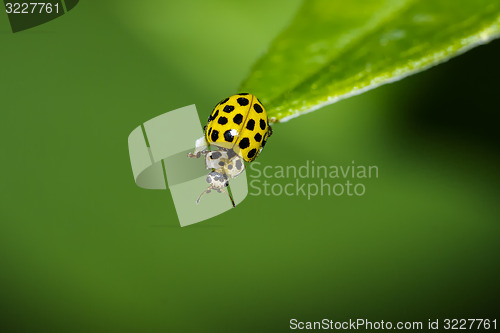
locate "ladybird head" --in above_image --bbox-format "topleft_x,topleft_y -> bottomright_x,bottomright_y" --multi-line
206,170 -> 229,188
196,170 -> 234,207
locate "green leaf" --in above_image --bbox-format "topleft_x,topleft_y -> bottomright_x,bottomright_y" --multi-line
239,0 -> 500,122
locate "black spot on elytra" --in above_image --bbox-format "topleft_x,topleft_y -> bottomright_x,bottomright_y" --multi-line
236,159 -> 243,170
211,130 -> 219,142
228,164 -> 233,170
254,133 -> 262,142
238,93 -> 249,95
254,104 -> 263,113
237,97 -> 249,106
210,151 -> 222,159
227,149 -> 237,159
219,161 -> 225,167
247,149 -> 257,159
218,116 -> 228,125
239,137 -> 250,149
246,119 -> 255,131
233,113 -> 243,125
223,105 -> 234,113
208,109 -> 219,121
260,119 -> 266,130
224,130 -> 234,142
207,176 -> 212,183
220,97 -> 229,105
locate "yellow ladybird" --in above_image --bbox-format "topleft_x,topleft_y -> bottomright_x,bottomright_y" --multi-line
205,93 -> 272,162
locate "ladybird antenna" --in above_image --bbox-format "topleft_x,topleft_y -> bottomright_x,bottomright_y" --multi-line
196,188 -> 211,205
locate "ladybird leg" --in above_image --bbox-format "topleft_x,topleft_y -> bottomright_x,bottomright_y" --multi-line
188,136 -> 209,158
219,187 -> 236,208
188,152 -> 201,158
268,125 -> 273,137
188,149 -> 210,159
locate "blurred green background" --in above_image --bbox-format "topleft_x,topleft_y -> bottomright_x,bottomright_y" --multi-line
1,1 -> 499,332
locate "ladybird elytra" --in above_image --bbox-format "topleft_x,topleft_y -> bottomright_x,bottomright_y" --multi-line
205,93 -> 270,162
